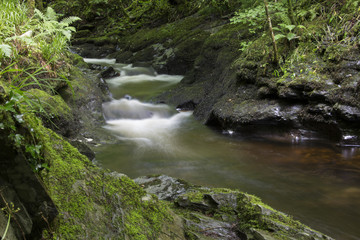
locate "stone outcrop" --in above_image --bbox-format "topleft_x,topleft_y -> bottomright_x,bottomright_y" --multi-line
83,11 -> 360,145
135,175 -> 334,240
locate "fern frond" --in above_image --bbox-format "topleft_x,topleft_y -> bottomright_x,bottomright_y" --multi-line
0,44 -> 12,58
34,8 -> 46,21
45,7 -> 58,21
61,16 -> 81,26
61,30 -> 72,41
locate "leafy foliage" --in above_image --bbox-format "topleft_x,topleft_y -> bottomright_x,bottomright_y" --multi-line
273,23 -> 306,42
231,1 -> 290,35
0,2 -> 77,171
34,7 -> 80,42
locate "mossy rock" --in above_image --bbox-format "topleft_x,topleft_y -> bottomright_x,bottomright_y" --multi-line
26,88 -> 77,137
70,53 -> 89,68
74,29 -> 92,39
27,89 -> 71,119
18,114 -> 182,239
136,175 -> 333,240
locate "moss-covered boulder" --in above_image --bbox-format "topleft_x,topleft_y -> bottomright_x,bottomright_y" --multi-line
135,175 -> 334,240
14,114 -> 183,239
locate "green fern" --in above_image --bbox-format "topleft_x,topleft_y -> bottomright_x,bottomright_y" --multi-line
34,7 -> 80,41
0,44 -> 12,58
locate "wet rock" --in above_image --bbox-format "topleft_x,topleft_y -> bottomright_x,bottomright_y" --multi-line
71,43 -> 116,58
251,229 -> 278,240
306,104 -> 334,120
306,90 -> 329,101
99,66 -> 120,79
208,99 -> 300,133
58,67 -> 114,143
69,140 -> 96,161
136,175 -> 334,240
134,175 -> 189,201
98,77 -> 111,97
334,104 -> 360,122
176,194 -> 213,212
0,141 -> 58,239
184,213 -> 241,240
108,50 -> 133,63
278,86 -> 303,100
176,100 -> 197,110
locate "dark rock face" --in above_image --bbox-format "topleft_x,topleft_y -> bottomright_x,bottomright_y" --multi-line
58,66 -> 114,144
104,13 -> 360,143
70,5 -> 360,143
135,175 -> 334,240
71,43 -> 116,58
0,140 -> 58,239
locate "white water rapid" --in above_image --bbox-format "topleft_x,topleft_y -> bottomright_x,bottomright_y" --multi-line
84,58 -> 360,240
83,58 -> 191,153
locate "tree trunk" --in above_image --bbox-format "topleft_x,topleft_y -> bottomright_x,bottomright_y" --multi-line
264,0 -> 278,65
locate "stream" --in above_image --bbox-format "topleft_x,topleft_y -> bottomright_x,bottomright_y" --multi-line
85,58 -> 360,240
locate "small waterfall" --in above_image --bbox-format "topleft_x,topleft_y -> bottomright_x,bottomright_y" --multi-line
85,58 -> 191,152
84,58 -> 183,99
83,58 -> 116,65
102,99 -> 173,120
107,72 -> 183,87
103,109 -> 192,152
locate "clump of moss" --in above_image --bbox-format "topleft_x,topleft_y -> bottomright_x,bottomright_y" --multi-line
27,89 -> 71,119
21,113 -> 176,239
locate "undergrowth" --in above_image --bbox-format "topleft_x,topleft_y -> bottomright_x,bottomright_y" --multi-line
0,0 -> 79,171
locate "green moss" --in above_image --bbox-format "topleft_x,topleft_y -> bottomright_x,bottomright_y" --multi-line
27,89 -> 71,119
169,185 -> 322,239
183,191 -> 205,203
18,113 -> 176,239
119,14 -> 207,53
69,53 -> 88,68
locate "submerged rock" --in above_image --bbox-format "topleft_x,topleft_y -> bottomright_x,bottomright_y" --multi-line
99,66 -> 120,79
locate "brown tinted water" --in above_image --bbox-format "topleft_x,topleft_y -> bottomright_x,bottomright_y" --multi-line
88,59 -> 360,240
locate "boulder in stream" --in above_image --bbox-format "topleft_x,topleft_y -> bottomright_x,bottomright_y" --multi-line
135,175 -> 334,240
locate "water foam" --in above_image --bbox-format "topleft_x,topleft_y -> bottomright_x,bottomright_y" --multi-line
107,74 -> 183,87
83,58 -> 117,65
104,111 -> 192,152
102,99 -> 172,120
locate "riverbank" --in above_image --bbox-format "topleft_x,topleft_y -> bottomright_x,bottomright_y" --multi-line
65,0 -> 360,145
0,0 -> 357,239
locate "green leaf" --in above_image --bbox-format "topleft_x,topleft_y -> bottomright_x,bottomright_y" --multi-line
279,23 -> 296,32
286,32 -> 298,41
0,101 -> 16,113
296,25 -> 306,30
274,34 -> 286,41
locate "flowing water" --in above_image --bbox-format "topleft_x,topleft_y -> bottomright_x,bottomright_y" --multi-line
86,58 -> 360,240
